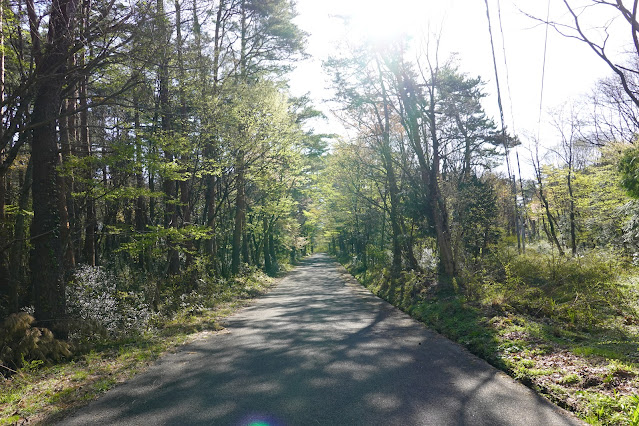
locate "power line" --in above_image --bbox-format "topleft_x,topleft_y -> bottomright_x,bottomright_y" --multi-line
484,0 -> 507,141
537,0 -> 552,142
496,0 -> 516,134
484,0 -> 522,252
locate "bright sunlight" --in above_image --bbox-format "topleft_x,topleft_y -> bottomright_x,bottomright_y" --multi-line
343,0 -> 433,42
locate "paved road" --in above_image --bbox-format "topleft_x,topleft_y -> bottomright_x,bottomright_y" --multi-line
61,254 -> 582,426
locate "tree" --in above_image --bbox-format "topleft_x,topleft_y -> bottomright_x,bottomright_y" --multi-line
324,33 -> 506,281
549,103 -> 588,255
542,1 -> 639,110
228,0 -> 306,275
28,0 -> 81,334
531,142 -> 565,256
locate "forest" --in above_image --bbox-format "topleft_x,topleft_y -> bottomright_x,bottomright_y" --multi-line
2,0 -> 639,424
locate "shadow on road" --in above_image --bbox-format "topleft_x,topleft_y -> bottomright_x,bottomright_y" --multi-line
60,254 -> 581,426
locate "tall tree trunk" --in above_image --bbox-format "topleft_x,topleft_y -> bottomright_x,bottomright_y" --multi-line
375,57 -> 402,284
566,152 -> 577,256
395,69 -> 434,231
80,49 -> 95,266
203,172 -> 218,260
156,0 -> 178,274
263,216 -> 272,274
0,0 -> 7,313
175,0 -> 194,272
8,159 -> 32,314
29,0 -> 79,335
57,162 -> 74,271
397,61 -> 454,275
268,227 -> 278,272
59,97 -> 76,269
201,0 -> 224,265
400,219 -> 421,272
381,138 -> 402,282
231,156 -> 245,275
134,106 -> 147,268
427,78 -> 456,277
0,168 -> 7,311
533,149 -> 564,256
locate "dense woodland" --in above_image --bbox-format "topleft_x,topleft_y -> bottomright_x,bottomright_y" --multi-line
0,0 -> 329,337
4,0 -> 639,421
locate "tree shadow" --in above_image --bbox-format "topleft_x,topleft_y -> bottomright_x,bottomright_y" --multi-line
55,254 -> 581,426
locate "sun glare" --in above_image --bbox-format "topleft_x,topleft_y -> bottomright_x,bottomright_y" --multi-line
347,0 -> 434,42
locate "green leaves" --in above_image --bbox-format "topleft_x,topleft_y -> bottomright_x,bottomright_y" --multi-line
619,145 -> 639,199
116,225 -> 213,257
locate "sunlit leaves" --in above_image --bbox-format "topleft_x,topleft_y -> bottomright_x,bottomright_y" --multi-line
619,145 -> 639,199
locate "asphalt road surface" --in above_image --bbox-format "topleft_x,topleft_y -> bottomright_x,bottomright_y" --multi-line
61,253 -> 583,426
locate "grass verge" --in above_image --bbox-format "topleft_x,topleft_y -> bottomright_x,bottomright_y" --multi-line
339,252 -> 639,426
0,271 -> 276,426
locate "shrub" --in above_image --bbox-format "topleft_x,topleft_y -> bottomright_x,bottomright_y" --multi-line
0,312 -> 71,374
66,265 -> 152,340
500,249 -> 631,328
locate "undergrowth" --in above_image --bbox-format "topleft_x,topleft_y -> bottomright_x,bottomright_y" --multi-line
340,247 -> 639,426
0,266 -> 276,425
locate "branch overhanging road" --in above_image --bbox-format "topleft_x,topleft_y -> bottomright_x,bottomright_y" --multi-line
61,254 -> 583,425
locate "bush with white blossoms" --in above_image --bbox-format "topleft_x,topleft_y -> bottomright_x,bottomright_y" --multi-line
66,265 -> 152,338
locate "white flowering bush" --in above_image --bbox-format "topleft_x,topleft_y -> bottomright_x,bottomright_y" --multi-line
418,246 -> 438,272
178,291 -> 204,312
66,265 -> 152,339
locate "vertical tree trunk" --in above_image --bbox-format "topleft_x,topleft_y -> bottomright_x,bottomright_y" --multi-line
0,0 -> 8,312
0,168 -> 7,311
516,151 -> 526,253
533,149 -> 564,256
8,159 -> 31,313
201,0 -> 224,266
175,0 -> 194,273
58,97 -> 76,269
203,173 -> 218,259
65,98 -> 83,263
156,0 -> 178,274
231,0 -> 249,276
395,69 -> 435,240
427,77 -> 456,277
268,228 -> 278,272
30,0 -> 79,336
375,57 -> 402,285
57,163 -> 74,271
231,157 -> 245,275
566,152 -> 577,256
80,45 -> 95,266
134,106 -> 147,268
400,219 -> 421,272
382,145 -> 402,280
263,216 -> 272,274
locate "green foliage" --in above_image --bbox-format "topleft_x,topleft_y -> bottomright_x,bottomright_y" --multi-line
496,249 -> 630,328
620,145 -> 639,199
558,373 -> 581,385
116,225 -> 213,259
0,266 -> 275,423
580,391 -> 639,425
533,145 -> 631,251
453,175 -> 502,258
411,295 -> 501,363
631,395 -> 639,426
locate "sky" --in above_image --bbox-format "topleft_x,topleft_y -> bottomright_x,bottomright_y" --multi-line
288,0 -> 629,173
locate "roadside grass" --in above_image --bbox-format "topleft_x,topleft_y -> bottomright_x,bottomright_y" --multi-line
0,271 -> 275,425
340,249 -> 639,426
